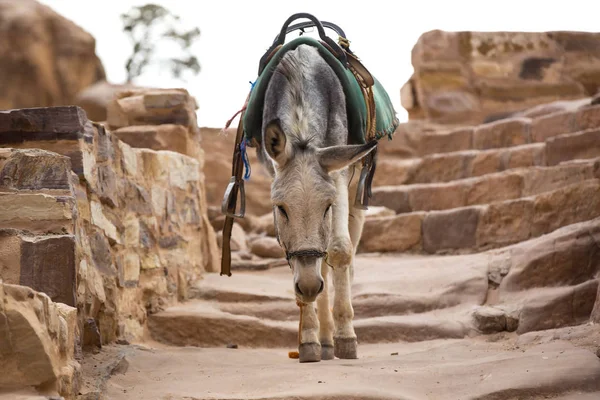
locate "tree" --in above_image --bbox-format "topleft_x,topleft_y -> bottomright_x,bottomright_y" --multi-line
121,4 -> 201,83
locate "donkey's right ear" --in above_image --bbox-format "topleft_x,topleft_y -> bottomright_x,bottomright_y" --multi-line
264,119 -> 290,167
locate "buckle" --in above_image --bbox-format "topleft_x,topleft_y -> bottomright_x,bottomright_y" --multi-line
354,164 -> 370,210
221,177 -> 246,218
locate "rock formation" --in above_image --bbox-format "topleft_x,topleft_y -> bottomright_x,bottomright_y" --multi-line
0,89 -> 218,398
403,31 -> 600,124
0,0 -> 105,110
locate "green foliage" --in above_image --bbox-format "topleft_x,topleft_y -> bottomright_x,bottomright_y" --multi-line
121,3 -> 201,82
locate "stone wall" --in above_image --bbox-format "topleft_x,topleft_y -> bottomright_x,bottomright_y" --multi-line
403,31 -> 600,125
0,90 -> 217,368
0,0 -> 105,110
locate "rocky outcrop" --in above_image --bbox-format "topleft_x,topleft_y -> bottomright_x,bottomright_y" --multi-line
0,0 -> 105,110
404,31 -> 600,124
0,282 -> 79,398
0,99 -> 218,349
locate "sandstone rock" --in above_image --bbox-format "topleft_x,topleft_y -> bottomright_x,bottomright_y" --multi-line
75,81 -> 138,122
417,127 -> 473,156
517,280 -> 599,334
0,0 -> 105,110
472,306 -> 507,333
114,124 -> 194,157
530,110 -> 576,142
408,182 -> 467,212
359,213 -> 424,253
0,149 -> 71,191
107,88 -> 198,130
546,129 -> 600,166
466,172 -> 523,205
573,104 -> 600,131
531,180 -> 600,237
422,208 -> 480,253
473,118 -> 531,150
0,282 -> 79,396
476,199 -> 533,248
409,30 -> 600,125
249,237 -> 284,259
501,217 -> 600,291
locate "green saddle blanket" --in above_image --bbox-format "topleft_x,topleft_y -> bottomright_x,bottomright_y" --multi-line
243,36 -> 399,145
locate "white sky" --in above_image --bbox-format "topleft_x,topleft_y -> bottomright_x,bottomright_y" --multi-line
39,0 -> 600,128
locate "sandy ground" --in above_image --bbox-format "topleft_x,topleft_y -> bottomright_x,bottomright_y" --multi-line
99,327 -> 600,400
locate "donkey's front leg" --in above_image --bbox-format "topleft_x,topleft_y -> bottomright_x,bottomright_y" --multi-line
329,172 -> 358,359
298,302 -> 321,362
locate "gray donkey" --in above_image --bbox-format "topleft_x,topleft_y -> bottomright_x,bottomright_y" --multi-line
258,44 -> 377,363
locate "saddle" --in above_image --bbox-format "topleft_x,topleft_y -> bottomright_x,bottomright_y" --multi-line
220,13 -> 399,276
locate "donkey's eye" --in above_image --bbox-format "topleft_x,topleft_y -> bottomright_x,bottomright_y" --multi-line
324,204 -> 332,218
277,205 -> 289,220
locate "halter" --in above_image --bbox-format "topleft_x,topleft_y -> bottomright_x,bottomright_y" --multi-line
273,207 -> 327,268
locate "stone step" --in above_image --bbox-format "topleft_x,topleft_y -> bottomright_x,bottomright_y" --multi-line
373,127 -> 600,186
372,159 -> 598,213
380,104 -> 600,159
360,180 -> 600,254
189,253 -> 488,320
148,300 -> 476,348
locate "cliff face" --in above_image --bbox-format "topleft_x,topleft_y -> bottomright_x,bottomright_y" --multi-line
0,0 -> 105,110
403,31 -> 600,124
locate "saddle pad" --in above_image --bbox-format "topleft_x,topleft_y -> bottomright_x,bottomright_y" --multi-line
243,36 -> 399,146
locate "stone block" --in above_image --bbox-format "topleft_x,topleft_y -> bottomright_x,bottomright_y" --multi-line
466,173 -> 523,205
517,280 -> 598,334
545,129 -> 600,166
413,152 -> 473,183
359,213 -> 424,253
0,149 -> 71,191
532,180 -> 600,237
417,127 -> 473,156
573,104 -> 600,131
19,235 -> 76,306
422,207 -> 481,253
530,110 -> 575,142
473,117 -> 531,150
408,183 -> 467,211
476,199 -> 533,248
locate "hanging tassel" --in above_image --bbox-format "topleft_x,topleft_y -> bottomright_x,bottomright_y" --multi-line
240,139 -> 251,181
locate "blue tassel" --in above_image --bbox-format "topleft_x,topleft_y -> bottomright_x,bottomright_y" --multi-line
249,80 -> 257,92
240,139 -> 251,181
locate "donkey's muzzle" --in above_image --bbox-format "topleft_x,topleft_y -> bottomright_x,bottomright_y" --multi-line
291,251 -> 325,302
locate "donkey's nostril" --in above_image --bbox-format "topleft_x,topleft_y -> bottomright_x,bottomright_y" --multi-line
295,282 -> 303,296
318,280 -> 324,294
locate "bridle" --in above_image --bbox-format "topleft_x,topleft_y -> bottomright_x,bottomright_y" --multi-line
273,207 -> 328,268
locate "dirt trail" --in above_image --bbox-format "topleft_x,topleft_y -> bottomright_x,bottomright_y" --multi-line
87,252 -> 600,400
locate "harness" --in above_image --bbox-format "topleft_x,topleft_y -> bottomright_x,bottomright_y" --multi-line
220,13 -> 399,277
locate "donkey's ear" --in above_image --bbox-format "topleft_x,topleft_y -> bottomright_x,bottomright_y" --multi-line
317,141 -> 377,173
264,119 -> 290,167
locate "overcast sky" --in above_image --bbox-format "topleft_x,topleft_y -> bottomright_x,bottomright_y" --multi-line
39,0 -> 600,128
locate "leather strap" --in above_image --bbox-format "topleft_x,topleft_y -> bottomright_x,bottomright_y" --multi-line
220,118 -> 246,276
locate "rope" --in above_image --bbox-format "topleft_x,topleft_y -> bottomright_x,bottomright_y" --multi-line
240,139 -> 251,180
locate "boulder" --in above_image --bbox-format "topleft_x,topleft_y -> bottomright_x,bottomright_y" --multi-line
0,0 -> 104,110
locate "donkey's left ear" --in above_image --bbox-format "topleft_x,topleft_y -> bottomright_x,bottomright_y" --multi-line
317,141 -> 377,173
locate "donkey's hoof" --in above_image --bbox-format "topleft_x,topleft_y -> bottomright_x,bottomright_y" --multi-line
321,344 -> 335,360
299,342 -> 321,363
334,337 -> 358,359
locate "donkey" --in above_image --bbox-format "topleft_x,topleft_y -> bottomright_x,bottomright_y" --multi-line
257,44 -> 377,363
